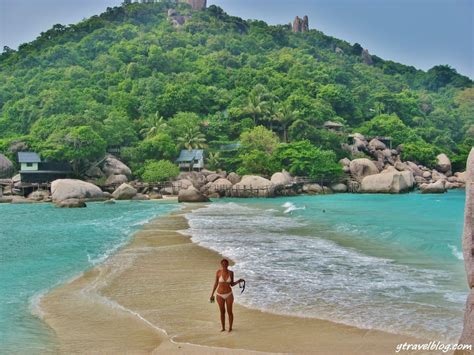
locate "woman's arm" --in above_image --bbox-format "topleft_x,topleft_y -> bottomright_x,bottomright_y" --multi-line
230,271 -> 244,287
210,271 -> 219,300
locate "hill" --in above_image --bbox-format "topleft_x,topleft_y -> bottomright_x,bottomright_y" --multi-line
0,1 -> 472,178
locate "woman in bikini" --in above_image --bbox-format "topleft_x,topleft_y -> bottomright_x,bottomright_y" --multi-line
209,259 -> 244,332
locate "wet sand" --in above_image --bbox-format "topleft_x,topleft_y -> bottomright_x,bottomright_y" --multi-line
41,205 -> 430,354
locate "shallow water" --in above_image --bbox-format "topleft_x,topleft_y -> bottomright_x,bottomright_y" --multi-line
185,190 -> 466,342
0,201 -> 177,353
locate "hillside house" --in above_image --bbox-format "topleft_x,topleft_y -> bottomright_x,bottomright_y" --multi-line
176,149 -> 204,171
18,152 -> 72,184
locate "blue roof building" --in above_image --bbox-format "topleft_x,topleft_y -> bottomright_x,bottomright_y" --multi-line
176,149 -> 204,171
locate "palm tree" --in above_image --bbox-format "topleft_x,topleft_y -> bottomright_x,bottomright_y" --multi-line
140,112 -> 167,139
178,126 -> 207,151
243,84 -> 276,125
207,152 -> 221,170
273,103 -> 298,143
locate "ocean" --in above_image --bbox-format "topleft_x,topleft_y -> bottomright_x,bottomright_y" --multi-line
185,190 -> 467,342
0,200 -> 177,353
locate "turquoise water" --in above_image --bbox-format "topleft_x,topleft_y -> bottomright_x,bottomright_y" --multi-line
0,201 -> 177,353
186,190 -> 466,341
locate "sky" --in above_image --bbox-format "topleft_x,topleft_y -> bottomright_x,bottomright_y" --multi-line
0,0 -> 472,78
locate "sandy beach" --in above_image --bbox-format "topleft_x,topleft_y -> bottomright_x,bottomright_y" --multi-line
41,205 -> 432,354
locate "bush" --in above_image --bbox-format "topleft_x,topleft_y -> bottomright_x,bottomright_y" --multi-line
141,160 -> 179,183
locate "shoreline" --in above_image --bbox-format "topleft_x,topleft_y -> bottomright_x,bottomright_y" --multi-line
40,204 -> 430,354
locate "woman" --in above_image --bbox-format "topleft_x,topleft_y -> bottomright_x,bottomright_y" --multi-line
209,259 -> 244,332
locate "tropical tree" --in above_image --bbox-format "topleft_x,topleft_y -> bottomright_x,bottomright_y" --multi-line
177,126 -> 207,151
244,84 -> 273,125
273,103 -> 298,142
139,112 -> 167,139
141,159 -> 179,183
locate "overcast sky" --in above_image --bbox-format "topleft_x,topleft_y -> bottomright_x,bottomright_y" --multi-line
0,0 -> 472,78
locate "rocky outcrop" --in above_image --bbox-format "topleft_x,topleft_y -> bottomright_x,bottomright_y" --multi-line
292,15 -> 309,33
184,0 -> 207,10
361,48 -> 373,65
458,148 -> 474,352
112,183 -> 137,200
330,183 -> 348,193
420,180 -> 447,194
349,158 -> 379,180
0,154 -> 13,178
232,176 -> 274,197
360,169 -> 414,194
27,190 -> 50,202
227,172 -> 241,185
102,155 -> 131,178
178,186 -> 210,203
55,198 -> 87,208
51,179 -> 105,202
271,171 -> 292,186
368,138 -> 386,151
105,174 -> 128,186
302,183 -> 323,195
436,153 -> 452,174
209,178 -> 233,195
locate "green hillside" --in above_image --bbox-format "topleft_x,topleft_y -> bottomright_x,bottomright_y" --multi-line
0,1 -> 472,178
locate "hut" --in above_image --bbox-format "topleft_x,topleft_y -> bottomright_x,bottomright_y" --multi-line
176,149 -> 204,171
18,152 -> 72,184
323,121 -> 344,132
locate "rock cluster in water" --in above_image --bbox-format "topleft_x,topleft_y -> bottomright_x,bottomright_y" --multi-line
341,133 -> 466,194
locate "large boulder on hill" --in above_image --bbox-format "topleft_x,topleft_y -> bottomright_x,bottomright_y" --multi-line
368,138 -> 386,151
102,155 -> 132,177
112,183 -> 137,200
55,198 -> 87,208
459,149 -> 474,349
361,169 -> 414,194
0,154 -> 14,178
178,186 -> 210,203
339,158 -> 351,167
436,154 -> 452,174
232,176 -> 274,197
420,180 -> 447,194
51,179 -> 105,202
227,172 -> 241,185
349,159 -> 379,180
271,171 -> 292,186
105,174 -> 128,186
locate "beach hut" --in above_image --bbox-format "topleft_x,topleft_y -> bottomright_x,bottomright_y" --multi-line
176,149 -> 205,171
18,152 -> 72,184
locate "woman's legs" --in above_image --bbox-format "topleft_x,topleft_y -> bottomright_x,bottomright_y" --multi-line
225,294 -> 234,332
216,295 -> 226,331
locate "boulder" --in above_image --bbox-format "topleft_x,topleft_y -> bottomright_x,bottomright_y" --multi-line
174,179 -> 193,190
149,192 -> 163,200
458,148 -> 474,350
432,170 -> 447,182
227,172 -> 241,185
232,176 -> 274,197
420,180 -> 447,194
456,172 -> 467,184
330,183 -> 348,193
422,171 -> 432,179
323,187 -> 333,194
103,200 -> 116,205
200,169 -> 216,176
102,155 -> 132,177
209,178 -> 233,193
55,198 -> 87,208
394,162 -> 408,171
105,174 -> 128,186
85,166 -> 105,179
381,149 -> 392,158
178,186 -> 210,203
0,154 -> 14,178
339,158 -> 351,167
132,193 -> 150,201
27,190 -> 50,201
302,183 -> 323,194
361,170 -> 414,194
405,162 -> 423,177
368,138 -> 386,150
51,179 -> 105,202
271,171 -> 292,186
111,183 -> 137,200
349,159 -> 379,180
436,153 -> 452,174
206,173 -> 221,183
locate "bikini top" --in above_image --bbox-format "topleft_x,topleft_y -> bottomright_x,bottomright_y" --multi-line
218,272 -> 231,283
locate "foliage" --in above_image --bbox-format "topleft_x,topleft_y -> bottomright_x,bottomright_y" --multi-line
271,140 -> 342,180
141,159 -> 179,183
0,1 -> 472,174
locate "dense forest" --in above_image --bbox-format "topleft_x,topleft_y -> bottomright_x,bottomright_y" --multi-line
0,1 -> 472,181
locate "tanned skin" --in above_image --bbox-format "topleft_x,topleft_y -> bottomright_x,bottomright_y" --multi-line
210,259 -> 244,332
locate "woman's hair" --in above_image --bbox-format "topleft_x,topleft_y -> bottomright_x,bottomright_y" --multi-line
221,258 -> 229,265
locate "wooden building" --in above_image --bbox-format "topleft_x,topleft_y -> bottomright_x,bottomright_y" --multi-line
18,152 -> 72,184
176,149 -> 204,171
